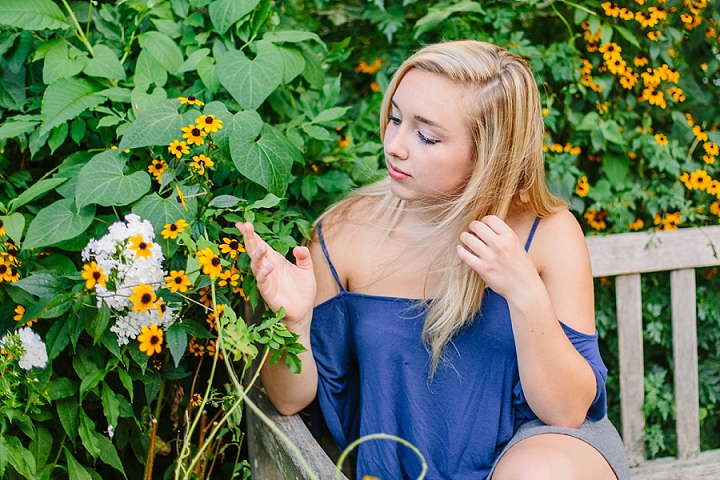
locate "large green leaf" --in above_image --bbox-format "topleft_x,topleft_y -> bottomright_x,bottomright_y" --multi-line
0,213 -> 25,245
217,40 -> 283,110
166,323 -> 187,368
277,45 -> 305,84
0,0 -> 70,30
118,99 -> 194,150
134,48 -> 167,89
138,31 -> 183,75
204,102 -> 263,149
0,118 -> 39,139
414,1 -> 485,38
84,44 -> 125,80
209,0 -> 260,34
230,128 -> 300,196
65,449 -> 93,480
23,199 -> 96,251
39,77 -> 103,136
177,47 -> 210,73
132,189 -> 197,254
75,150 -> 151,210
42,42 -> 86,84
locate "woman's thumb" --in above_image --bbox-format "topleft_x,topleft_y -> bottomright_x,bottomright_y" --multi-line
293,246 -> 313,270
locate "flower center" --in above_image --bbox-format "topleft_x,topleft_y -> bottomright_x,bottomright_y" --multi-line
174,277 -> 183,284
139,242 -> 147,250
211,258 -> 221,267
188,95 -> 196,101
170,224 -> 178,231
150,336 -> 159,345
230,240 -> 239,250
192,128 -> 201,136
141,293 -> 152,304
205,117 -> 214,124
93,271 -> 101,280
0,265 -> 6,274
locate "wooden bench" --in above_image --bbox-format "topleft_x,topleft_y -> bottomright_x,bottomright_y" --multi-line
247,225 -> 720,479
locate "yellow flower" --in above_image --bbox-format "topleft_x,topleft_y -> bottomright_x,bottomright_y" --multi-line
619,8 -> 634,20
635,11 -> 659,28
629,218 -> 644,231
693,125 -> 709,142
619,71 -> 639,89
165,270 -> 191,293
190,393 -> 202,406
711,202 -> 720,216
655,133 -> 668,146
606,57 -> 627,75
188,154 -> 214,176
704,155 -> 716,165
576,176 -> 590,197
370,81 -> 381,93
355,58 -> 383,74
219,237 -> 245,258
704,142 -> 719,156
550,143 -> 564,153
128,234 -> 153,260
169,140 -> 189,158
218,269 -> 240,287
189,337 -> 205,356
584,210 -> 607,230
633,56 -> 649,68
14,305 -> 35,327
338,134 -> 350,148
689,169 -> 711,191
195,114 -> 223,133
647,31 -> 661,41
181,124 -> 207,146
81,261 -> 108,289
685,113 -> 695,127
161,219 -> 189,240
179,95 -> 204,106
0,219 -> 4,236
137,324 -> 163,356
148,159 -> 168,182
667,87 -> 685,102
176,185 -> 188,211
707,180 -> 720,194
599,42 -> 622,61
601,2 -> 620,17
129,284 -> 157,313
206,304 -> 225,331
156,299 -> 167,319
197,248 -> 222,280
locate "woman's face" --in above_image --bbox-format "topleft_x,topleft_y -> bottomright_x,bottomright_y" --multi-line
383,68 -> 476,203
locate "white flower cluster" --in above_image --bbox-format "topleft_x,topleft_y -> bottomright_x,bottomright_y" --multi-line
1,327 -> 48,370
82,214 -> 173,346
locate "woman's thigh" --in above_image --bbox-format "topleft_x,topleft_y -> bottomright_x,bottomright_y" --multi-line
491,433 -> 618,480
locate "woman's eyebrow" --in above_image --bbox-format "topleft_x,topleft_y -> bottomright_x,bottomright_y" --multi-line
391,100 -> 448,132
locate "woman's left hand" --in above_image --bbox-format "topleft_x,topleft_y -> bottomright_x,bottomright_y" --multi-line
456,215 -> 540,299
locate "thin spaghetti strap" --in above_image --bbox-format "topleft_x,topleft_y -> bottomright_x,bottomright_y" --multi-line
317,221 -> 345,292
524,217 -> 541,252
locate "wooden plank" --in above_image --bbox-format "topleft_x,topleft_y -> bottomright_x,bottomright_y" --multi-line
247,388 -> 349,480
585,226 -> 720,277
616,273 -> 646,467
630,449 -> 720,480
671,269 -> 700,460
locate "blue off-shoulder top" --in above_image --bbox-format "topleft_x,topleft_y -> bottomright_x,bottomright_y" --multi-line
309,219 -> 608,480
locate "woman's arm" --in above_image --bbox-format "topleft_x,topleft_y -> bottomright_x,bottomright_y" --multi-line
456,211 -> 597,428
238,222 -> 319,415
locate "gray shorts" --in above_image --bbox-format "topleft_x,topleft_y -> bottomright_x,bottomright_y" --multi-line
489,416 -> 631,480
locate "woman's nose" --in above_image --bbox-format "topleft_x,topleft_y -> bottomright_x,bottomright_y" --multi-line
384,124 -> 409,161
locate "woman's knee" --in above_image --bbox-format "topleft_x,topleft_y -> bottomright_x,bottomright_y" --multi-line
491,434 -> 617,480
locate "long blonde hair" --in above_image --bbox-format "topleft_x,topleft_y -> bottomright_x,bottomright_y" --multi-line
319,40 -> 566,373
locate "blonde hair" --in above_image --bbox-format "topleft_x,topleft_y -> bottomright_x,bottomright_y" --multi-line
319,40 -> 566,373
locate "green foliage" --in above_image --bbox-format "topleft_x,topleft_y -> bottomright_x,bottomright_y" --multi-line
2,0 -> 720,475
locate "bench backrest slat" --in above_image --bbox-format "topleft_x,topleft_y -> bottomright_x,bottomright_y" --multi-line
616,273 -> 646,467
671,269 -> 700,460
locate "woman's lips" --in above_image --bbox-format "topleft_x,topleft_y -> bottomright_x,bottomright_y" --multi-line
387,162 -> 411,180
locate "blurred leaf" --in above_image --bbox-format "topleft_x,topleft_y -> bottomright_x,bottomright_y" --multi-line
0,213 -> 25,244
119,99 -> 192,150
138,31 -> 183,74
230,128 -> 299,196
8,177 -> 67,212
166,322 -> 187,367
84,44 -> 126,80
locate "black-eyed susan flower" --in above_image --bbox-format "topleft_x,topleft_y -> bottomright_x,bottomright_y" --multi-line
189,337 -> 205,356
156,299 -> 167,320
169,140 -> 189,158
619,71 -> 639,89
338,134 -> 350,148
165,270 -> 191,293
137,323 -> 163,356
179,95 -> 204,106
162,219 -> 189,240
355,58 -> 383,74
190,393 -> 202,406
219,237 -> 244,258
14,305 -> 34,327
619,8 -> 634,20
704,142 -> 719,156
599,42 -> 621,61
634,56 -> 649,68
693,125 -> 709,142
195,114 -> 223,133
704,154 -> 716,165
189,154 -> 214,176
584,210 -> 608,230
7,265 -> 18,283
668,87 -> 685,102
711,202 -> 720,216
601,2 -> 620,17
0,259 -> 14,282
129,234 -> 153,260
0,219 -> 5,237
206,304 -> 224,331
176,185 -> 188,211
205,339 -> 223,359
130,284 -> 156,313
689,169 -> 712,191
655,134 -> 668,146
647,31 -> 661,41
707,179 -> 720,194
82,261 -> 108,289
218,269 -> 240,287
181,124 -> 207,146
575,176 -> 590,197
197,248 -> 222,279
148,159 -> 168,182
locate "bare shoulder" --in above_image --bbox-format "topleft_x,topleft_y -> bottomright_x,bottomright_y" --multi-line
308,197 -> 379,303
532,209 -> 596,334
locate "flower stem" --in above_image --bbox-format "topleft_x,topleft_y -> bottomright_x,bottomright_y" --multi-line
60,0 -> 94,56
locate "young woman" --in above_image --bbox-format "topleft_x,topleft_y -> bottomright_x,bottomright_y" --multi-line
237,40 -> 630,480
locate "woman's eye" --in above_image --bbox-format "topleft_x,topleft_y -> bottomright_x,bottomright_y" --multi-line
387,115 -> 401,125
417,131 -> 439,145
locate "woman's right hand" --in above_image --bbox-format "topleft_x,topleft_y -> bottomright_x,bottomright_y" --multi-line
236,222 -> 317,328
